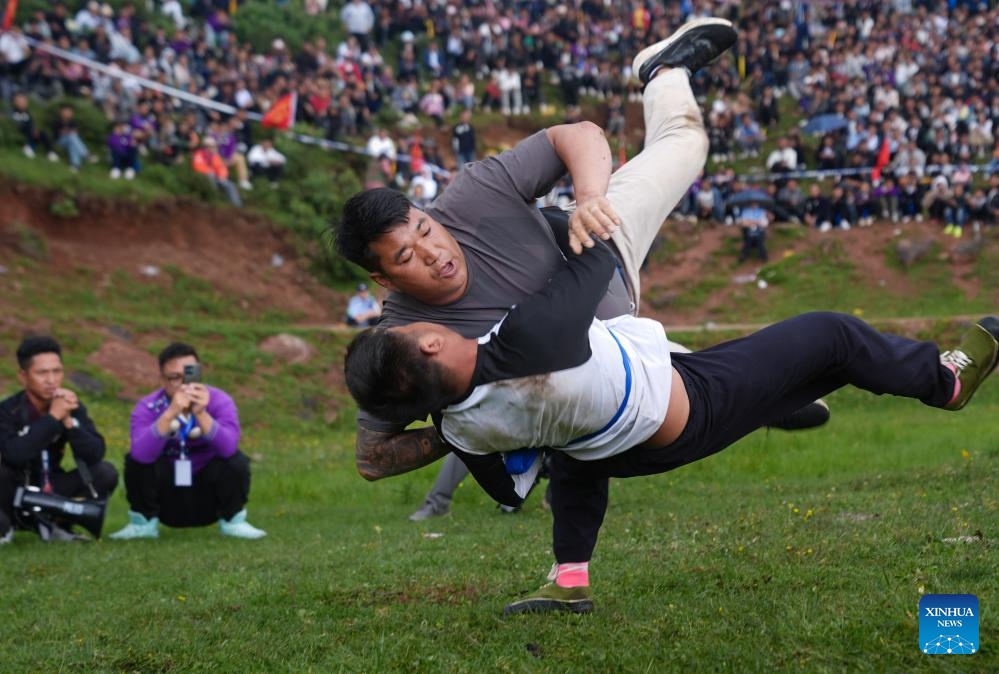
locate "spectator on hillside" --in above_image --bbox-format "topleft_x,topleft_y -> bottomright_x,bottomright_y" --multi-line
734,113 -> 763,157
365,127 -> 396,160
451,109 -> 476,167
0,24 -> 31,100
51,104 -> 89,172
107,119 -> 138,180
605,93 -> 625,138
944,184 -> 970,238
247,138 -> 287,187
11,92 -> 55,160
214,120 -> 252,191
192,137 -> 242,207
737,201 -> 769,263
898,173 -> 924,223
776,179 -> 805,224
363,152 -> 395,189
766,137 -> 797,174
109,342 -> 266,541
829,185 -> 855,230
804,183 -> 833,231
496,59 -> 524,116
341,0 -> 375,51
408,165 -> 438,203
922,175 -> 953,224
346,283 -> 381,327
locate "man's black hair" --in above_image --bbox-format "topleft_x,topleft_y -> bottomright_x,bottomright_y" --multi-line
158,342 -> 199,370
344,328 -> 453,424
335,187 -> 413,272
16,336 -> 61,370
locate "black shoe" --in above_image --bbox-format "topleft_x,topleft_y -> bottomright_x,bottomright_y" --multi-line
632,18 -> 737,85
768,399 -> 830,431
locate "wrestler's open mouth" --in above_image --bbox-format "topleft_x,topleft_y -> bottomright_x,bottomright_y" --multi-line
439,261 -> 456,278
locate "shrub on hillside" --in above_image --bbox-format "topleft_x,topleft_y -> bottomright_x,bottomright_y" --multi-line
232,1 -> 343,54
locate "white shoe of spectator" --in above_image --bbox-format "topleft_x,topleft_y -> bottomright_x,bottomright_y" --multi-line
819,222 -> 832,232
110,168 -> 122,180
125,168 -> 135,180
915,214 -> 924,222
47,151 -> 59,162
501,107 -> 511,116
22,145 -> 35,159
239,180 -> 253,191
840,221 -> 852,230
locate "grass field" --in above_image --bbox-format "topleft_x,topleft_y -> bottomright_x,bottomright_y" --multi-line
1,311 -> 997,672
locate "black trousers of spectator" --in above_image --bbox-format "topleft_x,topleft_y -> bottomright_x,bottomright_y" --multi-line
0,461 -> 118,532
121,452 -> 252,527
738,227 -> 768,262
250,163 -> 284,183
548,312 -> 955,563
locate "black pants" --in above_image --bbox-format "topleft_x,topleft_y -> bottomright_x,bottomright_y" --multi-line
121,452 -> 252,527
0,461 -> 118,531
550,312 -> 955,563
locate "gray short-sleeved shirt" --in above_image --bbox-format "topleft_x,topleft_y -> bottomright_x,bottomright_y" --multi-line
359,131 -> 631,432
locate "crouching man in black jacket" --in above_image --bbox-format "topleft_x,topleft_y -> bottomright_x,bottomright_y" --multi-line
0,336 -> 118,542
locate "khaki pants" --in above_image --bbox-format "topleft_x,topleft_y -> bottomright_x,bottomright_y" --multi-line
604,69 -> 708,311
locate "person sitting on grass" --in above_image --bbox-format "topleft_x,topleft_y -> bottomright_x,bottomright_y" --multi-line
192,137 -> 242,207
11,92 -> 56,161
345,235 -> 999,616
247,138 -> 287,188
107,119 -> 139,180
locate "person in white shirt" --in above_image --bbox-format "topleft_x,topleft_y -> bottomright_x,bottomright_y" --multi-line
365,128 -> 396,161
247,139 -> 287,187
765,137 -> 797,173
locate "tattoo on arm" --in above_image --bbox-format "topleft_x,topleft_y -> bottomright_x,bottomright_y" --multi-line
355,426 -> 449,480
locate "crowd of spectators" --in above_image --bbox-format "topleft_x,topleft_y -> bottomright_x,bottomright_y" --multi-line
1,0 -> 998,230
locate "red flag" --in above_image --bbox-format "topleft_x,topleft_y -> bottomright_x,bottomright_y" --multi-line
871,137 -> 891,182
2,0 -> 18,32
261,92 -> 296,131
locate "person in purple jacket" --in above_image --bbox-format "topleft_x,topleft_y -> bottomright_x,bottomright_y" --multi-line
107,120 -> 138,180
108,343 -> 266,540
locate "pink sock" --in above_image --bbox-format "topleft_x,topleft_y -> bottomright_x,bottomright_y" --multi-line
554,562 -> 589,588
945,362 -> 961,405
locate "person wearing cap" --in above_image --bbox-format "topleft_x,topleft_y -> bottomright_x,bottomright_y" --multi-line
346,283 -> 381,327
192,137 -> 242,207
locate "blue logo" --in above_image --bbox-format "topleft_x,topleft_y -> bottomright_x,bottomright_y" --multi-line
919,594 -> 978,654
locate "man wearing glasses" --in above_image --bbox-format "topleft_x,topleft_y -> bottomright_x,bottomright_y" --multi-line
109,342 -> 266,540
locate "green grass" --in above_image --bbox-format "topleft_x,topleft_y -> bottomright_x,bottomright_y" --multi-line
1,246 -> 998,671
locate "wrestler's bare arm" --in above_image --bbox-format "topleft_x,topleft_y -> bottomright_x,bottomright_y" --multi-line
355,425 -> 449,481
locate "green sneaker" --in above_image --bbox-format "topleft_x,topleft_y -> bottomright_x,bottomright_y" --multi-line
108,511 -> 159,540
503,583 -> 594,615
942,316 -> 999,411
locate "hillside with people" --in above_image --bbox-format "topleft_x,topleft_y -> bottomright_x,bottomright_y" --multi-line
2,0 -> 997,332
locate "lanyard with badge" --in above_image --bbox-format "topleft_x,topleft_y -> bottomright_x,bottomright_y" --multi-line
174,413 -> 196,487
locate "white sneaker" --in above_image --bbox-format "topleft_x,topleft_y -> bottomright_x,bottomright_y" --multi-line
219,509 -> 266,539
124,168 -> 136,180
22,145 -> 35,159
109,511 -> 159,540
819,222 -> 832,232
110,167 -> 122,179
47,151 -> 59,162
840,221 -> 851,230
0,528 -> 12,544
239,180 -> 253,191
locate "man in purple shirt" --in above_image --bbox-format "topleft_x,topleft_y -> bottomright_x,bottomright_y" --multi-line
109,343 -> 265,540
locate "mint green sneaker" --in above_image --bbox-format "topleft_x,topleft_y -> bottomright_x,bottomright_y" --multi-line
503,583 -> 594,615
219,509 -> 267,539
108,511 -> 159,540
942,317 -> 999,410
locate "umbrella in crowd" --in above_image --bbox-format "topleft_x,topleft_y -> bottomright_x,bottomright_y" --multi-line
801,113 -> 849,135
727,188 -> 775,210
